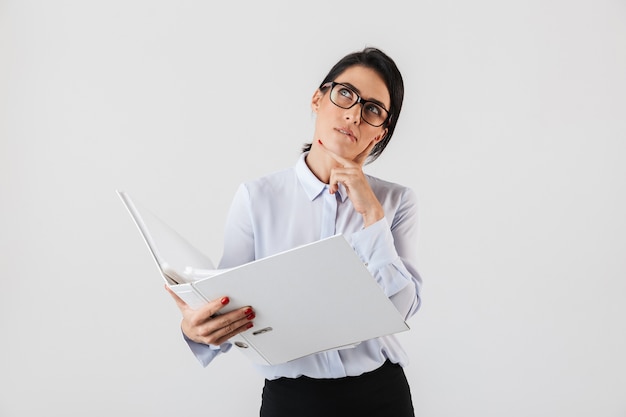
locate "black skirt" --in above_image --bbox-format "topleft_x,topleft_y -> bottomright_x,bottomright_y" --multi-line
260,360 -> 415,417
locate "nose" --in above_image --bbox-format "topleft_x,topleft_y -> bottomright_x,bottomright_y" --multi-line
344,103 -> 362,124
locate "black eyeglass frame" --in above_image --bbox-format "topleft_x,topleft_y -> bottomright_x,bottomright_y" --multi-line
321,81 -> 391,127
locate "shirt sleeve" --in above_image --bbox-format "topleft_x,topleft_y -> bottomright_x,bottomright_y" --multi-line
183,332 -> 233,367
349,187 -> 422,320
218,183 -> 256,269
181,184 -> 254,366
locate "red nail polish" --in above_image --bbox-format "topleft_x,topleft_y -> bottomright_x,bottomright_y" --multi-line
243,308 -> 252,315
246,312 -> 256,320
220,297 -> 230,305
246,323 -> 254,329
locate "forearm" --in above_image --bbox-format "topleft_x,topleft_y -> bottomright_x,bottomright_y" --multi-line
350,218 -> 422,319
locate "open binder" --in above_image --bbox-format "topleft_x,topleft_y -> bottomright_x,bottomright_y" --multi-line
117,190 -> 409,365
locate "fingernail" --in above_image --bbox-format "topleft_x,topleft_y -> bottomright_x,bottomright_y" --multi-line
243,308 -> 252,315
246,312 -> 256,320
246,323 -> 254,329
220,297 -> 230,305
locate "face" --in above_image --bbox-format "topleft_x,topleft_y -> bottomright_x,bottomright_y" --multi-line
311,65 -> 390,162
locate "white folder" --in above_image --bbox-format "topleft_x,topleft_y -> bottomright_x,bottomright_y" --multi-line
117,190 -> 409,365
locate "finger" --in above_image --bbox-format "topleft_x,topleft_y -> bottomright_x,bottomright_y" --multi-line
318,138 -> 375,167
317,139 -> 355,167
195,295 -> 232,321
354,140 -> 377,166
215,321 -> 254,345
165,284 -> 231,319
165,284 -> 189,311
197,307 -> 255,345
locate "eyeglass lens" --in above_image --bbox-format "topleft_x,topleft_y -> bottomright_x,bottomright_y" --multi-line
329,83 -> 388,127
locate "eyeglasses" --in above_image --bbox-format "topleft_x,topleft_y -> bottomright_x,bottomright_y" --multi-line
322,82 -> 390,127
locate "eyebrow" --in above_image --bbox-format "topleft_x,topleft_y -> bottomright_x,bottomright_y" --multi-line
339,82 -> 389,110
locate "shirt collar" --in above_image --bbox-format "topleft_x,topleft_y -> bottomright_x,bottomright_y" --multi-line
296,152 -> 348,202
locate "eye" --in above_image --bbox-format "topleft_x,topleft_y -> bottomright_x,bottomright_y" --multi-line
338,86 -> 354,100
364,103 -> 383,116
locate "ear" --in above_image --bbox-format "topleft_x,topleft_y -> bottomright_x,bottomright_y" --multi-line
375,128 -> 388,143
311,89 -> 323,112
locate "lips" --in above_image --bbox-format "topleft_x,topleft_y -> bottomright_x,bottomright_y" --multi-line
336,127 -> 356,142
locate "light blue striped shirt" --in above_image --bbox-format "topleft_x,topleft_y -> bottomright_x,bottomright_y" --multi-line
185,152 -> 422,380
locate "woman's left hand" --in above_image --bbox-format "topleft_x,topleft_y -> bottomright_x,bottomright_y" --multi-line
318,139 -> 384,227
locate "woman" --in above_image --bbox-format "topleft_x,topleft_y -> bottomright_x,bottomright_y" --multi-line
166,46 -> 422,416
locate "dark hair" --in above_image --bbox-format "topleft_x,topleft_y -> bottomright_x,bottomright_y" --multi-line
302,47 -> 404,164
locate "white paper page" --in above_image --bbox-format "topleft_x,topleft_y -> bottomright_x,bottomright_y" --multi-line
118,190 -> 215,284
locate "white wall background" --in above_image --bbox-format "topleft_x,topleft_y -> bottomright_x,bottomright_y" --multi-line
2,0 -> 625,415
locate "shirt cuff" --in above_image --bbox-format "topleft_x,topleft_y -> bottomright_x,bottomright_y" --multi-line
183,332 -> 232,367
350,218 -> 412,298
350,217 -> 398,270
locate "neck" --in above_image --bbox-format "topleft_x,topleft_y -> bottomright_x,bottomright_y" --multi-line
304,148 -> 340,184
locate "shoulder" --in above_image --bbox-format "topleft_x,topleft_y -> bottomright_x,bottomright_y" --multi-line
366,174 -> 417,205
241,166 -> 297,195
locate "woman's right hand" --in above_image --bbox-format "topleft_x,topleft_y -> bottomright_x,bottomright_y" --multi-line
165,285 -> 255,346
